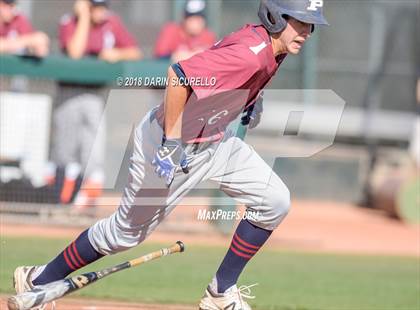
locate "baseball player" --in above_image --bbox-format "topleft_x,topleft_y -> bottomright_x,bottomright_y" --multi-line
12,1 -> 328,309
154,0 -> 216,62
0,0 -> 49,57
49,0 -> 142,206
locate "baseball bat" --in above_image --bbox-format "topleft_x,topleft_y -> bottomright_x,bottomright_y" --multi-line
7,241 -> 185,310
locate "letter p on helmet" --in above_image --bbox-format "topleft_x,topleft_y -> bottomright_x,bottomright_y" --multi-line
307,0 -> 323,11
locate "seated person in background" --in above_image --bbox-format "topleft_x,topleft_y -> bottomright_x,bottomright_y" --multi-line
60,0 -> 142,62
50,0 -> 142,207
0,0 -> 49,57
154,0 -> 216,62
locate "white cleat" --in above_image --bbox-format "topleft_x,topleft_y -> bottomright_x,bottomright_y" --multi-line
199,283 -> 257,310
13,266 -> 55,310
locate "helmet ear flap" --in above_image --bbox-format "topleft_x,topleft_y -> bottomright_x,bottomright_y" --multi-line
267,12 -> 275,25
258,2 -> 287,33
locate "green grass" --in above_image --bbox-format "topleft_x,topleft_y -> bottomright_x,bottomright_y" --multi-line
398,178 -> 420,223
0,236 -> 419,310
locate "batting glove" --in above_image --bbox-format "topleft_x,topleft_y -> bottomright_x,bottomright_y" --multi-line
152,138 -> 189,187
241,92 -> 264,129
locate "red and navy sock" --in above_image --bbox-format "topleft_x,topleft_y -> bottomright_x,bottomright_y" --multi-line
32,229 -> 104,285
215,219 -> 272,293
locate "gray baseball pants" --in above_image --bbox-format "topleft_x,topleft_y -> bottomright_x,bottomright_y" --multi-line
51,93 -> 105,177
89,108 -> 290,255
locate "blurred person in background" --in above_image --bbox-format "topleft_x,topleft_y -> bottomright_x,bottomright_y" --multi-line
60,0 -> 142,62
154,0 -> 216,62
49,0 -> 142,207
0,0 -> 49,57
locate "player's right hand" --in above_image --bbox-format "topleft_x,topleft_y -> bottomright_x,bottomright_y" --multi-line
74,0 -> 90,18
152,138 -> 189,187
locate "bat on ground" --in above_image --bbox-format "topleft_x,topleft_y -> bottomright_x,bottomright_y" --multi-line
8,241 -> 185,310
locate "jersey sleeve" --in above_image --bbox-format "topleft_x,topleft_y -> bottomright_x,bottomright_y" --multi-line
17,15 -> 34,35
112,15 -> 138,48
153,23 -> 179,58
58,15 -> 75,52
178,43 -> 260,100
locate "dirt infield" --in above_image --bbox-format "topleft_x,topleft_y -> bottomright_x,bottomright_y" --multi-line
1,200 -> 419,257
0,296 -> 195,310
273,200 -> 420,256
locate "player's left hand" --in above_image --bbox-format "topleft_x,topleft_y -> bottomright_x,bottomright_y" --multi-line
99,48 -> 121,63
152,138 -> 189,187
241,92 -> 263,129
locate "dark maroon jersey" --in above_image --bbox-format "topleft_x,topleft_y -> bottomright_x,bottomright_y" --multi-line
156,24 -> 287,143
154,22 -> 216,58
0,14 -> 34,37
59,13 -> 138,55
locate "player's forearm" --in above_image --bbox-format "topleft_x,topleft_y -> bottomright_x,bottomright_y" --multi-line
164,66 -> 190,139
0,37 -> 28,53
66,15 -> 90,59
112,47 -> 143,61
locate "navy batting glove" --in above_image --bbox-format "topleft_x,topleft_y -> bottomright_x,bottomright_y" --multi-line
241,92 -> 263,129
152,138 -> 189,187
